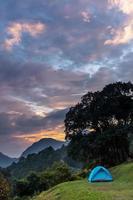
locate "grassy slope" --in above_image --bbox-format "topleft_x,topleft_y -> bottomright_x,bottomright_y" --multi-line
33,162 -> 133,200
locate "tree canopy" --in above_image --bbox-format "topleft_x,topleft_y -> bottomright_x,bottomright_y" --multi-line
65,82 -> 133,166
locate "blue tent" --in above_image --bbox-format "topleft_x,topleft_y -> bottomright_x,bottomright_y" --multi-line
88,166 -> 113,182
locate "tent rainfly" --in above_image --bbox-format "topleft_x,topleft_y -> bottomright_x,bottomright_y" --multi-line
88,166 -> 113,182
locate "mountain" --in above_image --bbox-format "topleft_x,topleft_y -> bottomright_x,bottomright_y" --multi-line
21,138 -> 65,158
8,146 -> 83,178
0,152 -> 17,168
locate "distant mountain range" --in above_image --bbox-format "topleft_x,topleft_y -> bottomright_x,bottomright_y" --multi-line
0,138 -> 66,168
21,138 -> 65,158
0,152 -> 17,168
8,145 -> 83,178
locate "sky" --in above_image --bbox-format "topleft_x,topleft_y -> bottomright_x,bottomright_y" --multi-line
0,0 -> 133,157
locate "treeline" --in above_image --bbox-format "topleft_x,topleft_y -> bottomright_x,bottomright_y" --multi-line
65,82 -> 133,167
0,145 -> 82,200
8,146 -> 82,179
0,161 -> 85,200
13,162 -> 83,200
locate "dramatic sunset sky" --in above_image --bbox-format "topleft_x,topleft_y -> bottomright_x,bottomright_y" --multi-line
0,0 -> 133,157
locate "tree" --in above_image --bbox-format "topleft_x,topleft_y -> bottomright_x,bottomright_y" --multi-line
0,172 -> 10,200
65,82 -> 133,166
51,162 -> 72,184
14,179 -> 30,197
14,162 -> 73,198
27,172 -> 41,195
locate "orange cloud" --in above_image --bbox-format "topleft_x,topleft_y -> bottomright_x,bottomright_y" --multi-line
4,22 -> 46,50
14,125 -> 65,145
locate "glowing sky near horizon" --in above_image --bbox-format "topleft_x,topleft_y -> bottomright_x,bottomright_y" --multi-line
0,0 -> 133,157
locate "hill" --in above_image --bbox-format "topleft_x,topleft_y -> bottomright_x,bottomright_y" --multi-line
21,138 -> 65,158
33,162 -> 133,200
8,145 -> 82,178
0,152 -> 17,168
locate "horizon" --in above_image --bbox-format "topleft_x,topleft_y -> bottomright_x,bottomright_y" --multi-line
0,0 -> 133,157
0,137 -> 65,158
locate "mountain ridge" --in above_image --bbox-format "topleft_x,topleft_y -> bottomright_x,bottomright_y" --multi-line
21,138 -> 65,158
8,145 -> 83,178
0,152 -> 17,168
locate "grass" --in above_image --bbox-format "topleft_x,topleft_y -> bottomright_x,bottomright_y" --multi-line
33,162 -> 133,200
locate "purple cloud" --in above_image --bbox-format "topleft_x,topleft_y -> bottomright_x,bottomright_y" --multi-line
0,0 -> 132,156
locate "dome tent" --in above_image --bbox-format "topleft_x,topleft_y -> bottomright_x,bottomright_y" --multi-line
88,166 -> 113,182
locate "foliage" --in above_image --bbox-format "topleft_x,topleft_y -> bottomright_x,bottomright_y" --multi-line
65,82 -> 133,138
13,196 -> 31,200
0,172 -> 11,200
8,146 -> 82,179
13,162 -> 78,198
68,126 -> 130,166
65,82 -> 133,166
32,162 -> 133,200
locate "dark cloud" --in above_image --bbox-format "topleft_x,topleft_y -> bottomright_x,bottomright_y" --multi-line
15,108 -> 69,133
0,0 -> 132,156
0,0 -> 125,66
0,108 -> 67,136
0,108 -> 68,156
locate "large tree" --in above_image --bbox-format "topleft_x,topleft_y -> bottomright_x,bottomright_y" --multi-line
65,82 -> 133,166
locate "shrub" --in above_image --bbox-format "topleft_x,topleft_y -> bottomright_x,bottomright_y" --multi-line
0,172 -> 10,200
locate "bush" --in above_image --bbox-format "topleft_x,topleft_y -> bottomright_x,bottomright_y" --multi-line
51,162 -> 72,184
14,179 -> 31,197
0,172 -> 10,200
14,162 -> 75,198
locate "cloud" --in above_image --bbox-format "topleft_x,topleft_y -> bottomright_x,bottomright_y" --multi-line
104,21 -> 133,45
0,57 -> 118,144
105,0 -> 133,45
80,11 -> 91,23
0,109 -> 67,156
0,0 -> 113,66
108,0 -> 133,14
15,108 -> 68,134
3,22 -> 46,50
0,0 -> 133,156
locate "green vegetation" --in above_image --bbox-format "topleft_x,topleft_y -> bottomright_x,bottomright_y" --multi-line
111,162 -> 133,182
0,172 -> 11,200
9,146 -> 82,179
13,162 -> 79,199
9,147 -> 63,179
32,162 -> 133,200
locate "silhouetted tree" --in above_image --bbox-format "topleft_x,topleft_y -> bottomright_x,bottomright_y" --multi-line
65,82 -> 133,166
